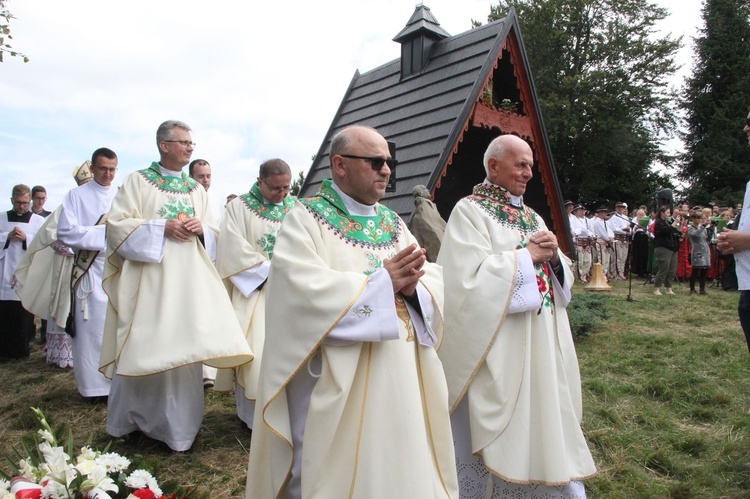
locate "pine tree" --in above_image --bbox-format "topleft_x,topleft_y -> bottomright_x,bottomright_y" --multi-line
680,0 -> 750,207
489,0 -> 680,208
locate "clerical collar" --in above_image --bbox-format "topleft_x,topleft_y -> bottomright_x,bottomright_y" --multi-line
91,179 -> 112,191
262,196 -> 284,206
482,180 -> 524,208
158,163 -> 183,178
331,182 -> 379,216
7,210 -> 32,223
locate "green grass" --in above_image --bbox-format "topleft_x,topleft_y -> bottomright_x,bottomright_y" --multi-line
575,279 -> 750,498
1,279 -> 748,497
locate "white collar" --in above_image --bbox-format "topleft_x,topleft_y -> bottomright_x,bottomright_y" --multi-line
331,182 -> 379,216
159,164 -> 182,178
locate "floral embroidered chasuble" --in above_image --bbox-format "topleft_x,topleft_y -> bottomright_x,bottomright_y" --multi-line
246,179 -> 458,498
100,163 -> 253,378
437,183 -> 596,486
215,183 -> 297,399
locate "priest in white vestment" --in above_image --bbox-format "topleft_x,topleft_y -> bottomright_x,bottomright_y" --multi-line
15,206 -> 75,368
101,120 -> 253,452
0,185 -> 45,359
215,158 -> 295,429
57,148 -> 120,398
246,126 -> 458,498
14,162 -> 94,368
437,135 -> 596,498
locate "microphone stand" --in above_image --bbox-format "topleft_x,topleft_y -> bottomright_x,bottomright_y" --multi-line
612,213 -> 638,302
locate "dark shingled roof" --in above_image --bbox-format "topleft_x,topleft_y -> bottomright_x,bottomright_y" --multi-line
302,18 -> 508,212
299,6 -> 571,254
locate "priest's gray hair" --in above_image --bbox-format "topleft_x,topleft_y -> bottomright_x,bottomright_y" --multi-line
156,120 -> 192,145
259,158 -> 292,179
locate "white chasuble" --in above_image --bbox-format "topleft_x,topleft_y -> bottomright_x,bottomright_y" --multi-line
437,183 -> 596,493
215,182 -> 296,428
15,205 -> 65,321
14,206 -> 75,367
101,162 -> 253,378
246,180 -> 458,499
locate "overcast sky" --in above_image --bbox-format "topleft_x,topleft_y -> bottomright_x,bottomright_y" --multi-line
0,0 -> 702,209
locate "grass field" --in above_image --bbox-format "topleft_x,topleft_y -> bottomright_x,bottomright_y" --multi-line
1,278 -> 748,498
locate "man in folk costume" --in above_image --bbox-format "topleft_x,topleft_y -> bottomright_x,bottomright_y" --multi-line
215,158 -> 295,429
590,206 -> 615,281
609,201 -> 632,280
437,134 -> 596,498
246,126 -> 458,498
0,185 -> 45,359
101,120 -> 253,451
56,148 -> 119,399
14,161 -> 94,368
570,204 -> 594,282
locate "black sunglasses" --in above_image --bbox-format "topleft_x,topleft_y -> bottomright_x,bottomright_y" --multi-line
340,154 -> 398,171
746,118 -> 750,127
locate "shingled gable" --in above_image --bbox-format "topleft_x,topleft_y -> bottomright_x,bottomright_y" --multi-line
300,5 -> 572,255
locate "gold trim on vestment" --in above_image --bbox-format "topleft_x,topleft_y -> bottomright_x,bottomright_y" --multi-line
415,339 -> 452,497
261,274 -> 371,498
348,342 -> 374,498
484,461 -> 598,487
449,250 -> 520,415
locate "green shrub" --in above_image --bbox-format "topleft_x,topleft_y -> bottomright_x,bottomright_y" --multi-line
568,292 -> 611,337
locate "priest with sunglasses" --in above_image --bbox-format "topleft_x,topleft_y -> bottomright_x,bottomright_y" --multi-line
246,125 -> 458,498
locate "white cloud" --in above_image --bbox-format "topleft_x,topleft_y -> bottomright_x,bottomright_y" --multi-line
1,0 -> 702,207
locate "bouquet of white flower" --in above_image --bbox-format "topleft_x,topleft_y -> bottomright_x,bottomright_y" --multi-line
0,408 -> 192,499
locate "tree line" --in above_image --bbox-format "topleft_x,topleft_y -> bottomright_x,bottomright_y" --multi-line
486,0 -> 750,210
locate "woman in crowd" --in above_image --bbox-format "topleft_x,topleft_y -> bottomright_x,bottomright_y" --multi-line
631,208 -> 650,277
653,206 -> 683,295
687,210 -> 711,295
674,207 -> 692,281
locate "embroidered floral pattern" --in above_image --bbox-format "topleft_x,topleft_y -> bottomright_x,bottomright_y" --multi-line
468,183 -> 540,234
301,180 -> 401,250
517,235 -> 555,310
156,195 -> 195,220
241,182 -> 297,221
352,305 -> 373,318
363,251 -> 385,275
256,225 -> 281,260
138,162 -> 199,193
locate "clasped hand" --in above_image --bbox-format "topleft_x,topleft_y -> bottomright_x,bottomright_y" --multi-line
165,217 -> 204,243
384,243 -> 426,298
10,227 -> 26,241
526,230 -> 559,265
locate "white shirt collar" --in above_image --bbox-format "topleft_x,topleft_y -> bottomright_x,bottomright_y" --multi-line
331,182 -> 379,216
159,164 -> 182,178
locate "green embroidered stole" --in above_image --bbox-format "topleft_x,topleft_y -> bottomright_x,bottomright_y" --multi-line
468,183 -> 555,308
138,162 -> 198,219
301,180 -> 401,250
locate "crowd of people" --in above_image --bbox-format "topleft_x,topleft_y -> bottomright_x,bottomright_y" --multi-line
1,117 -> 748,499
567,198 -> 742,295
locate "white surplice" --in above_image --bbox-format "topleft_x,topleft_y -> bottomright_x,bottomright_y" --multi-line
58,180 -> 116,397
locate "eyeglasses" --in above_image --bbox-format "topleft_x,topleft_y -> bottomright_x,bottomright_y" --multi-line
164,140 -> 196,147
12,200 -> 29,206
260,179 -> 291,194
96,166 -> 117,173
746,118 -> 750,127
32,196 -> 46,201
340,154 -> 397,171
